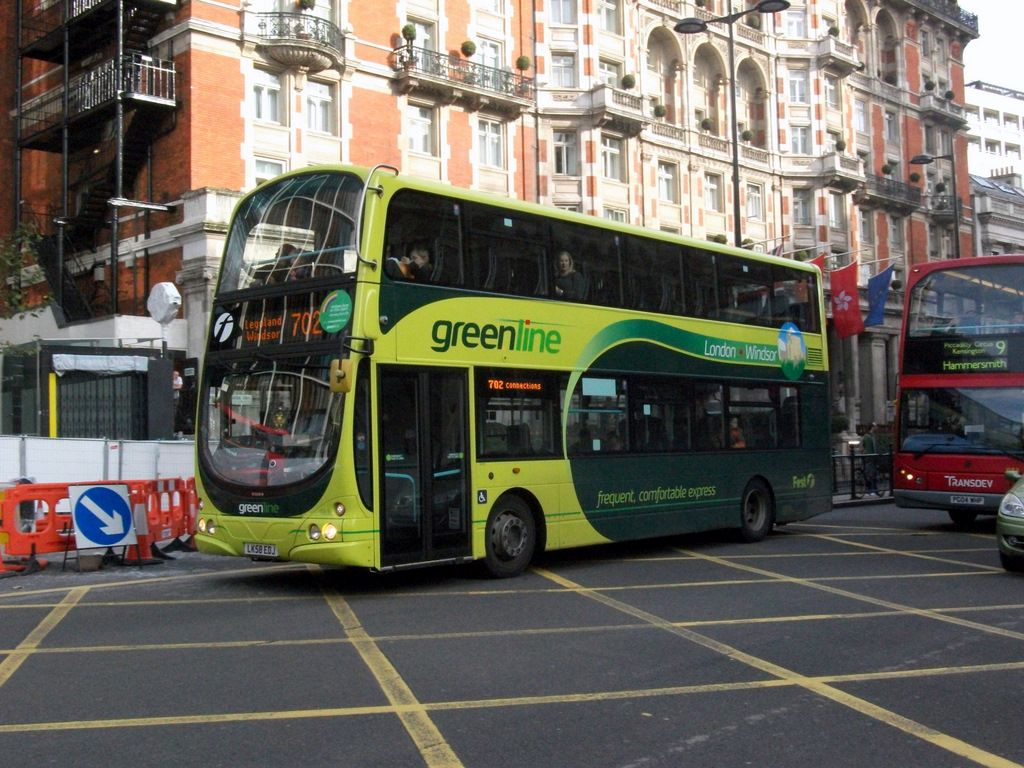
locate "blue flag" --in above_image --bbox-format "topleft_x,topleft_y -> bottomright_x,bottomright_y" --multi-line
864,265 -> 895,326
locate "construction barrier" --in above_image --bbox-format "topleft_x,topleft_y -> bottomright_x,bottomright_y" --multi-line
0,478 -> 196,576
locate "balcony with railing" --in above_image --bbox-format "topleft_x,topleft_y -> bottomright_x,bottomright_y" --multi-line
918,92 -> 967,128
924,193 -> 963,222
254,12 -> 344,74
20,53 -> 177,152
900,0 -> 979,35
20,0 -> 178,62
392,46 -> 535,117
859,173 -> 922,212
815,35 -> 860,75
822,152 -> 865,191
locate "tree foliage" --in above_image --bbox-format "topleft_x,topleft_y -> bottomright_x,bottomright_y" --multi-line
0,225 -> 46,319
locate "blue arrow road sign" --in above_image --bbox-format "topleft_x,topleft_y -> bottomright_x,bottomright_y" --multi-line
71,485 -> 137,549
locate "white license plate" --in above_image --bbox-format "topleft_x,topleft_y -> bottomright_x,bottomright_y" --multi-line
244,542 -> 278,557
950,495 -> 985,506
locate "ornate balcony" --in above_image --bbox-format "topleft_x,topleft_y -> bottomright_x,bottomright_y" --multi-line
822,152 -> 865,191
392,46 -> 535,118
589,84 -> 645,137
918,92 -> 968,129
924,193 -> 963,222
815,35 -> 860,76
255,12 -> 344,74
856,174 -> 922,213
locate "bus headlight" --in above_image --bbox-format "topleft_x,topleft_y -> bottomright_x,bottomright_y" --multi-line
999,492 -> 1024,519
323,523 -> 338,540
198,518 -> 207,533
309,524 -> 321,541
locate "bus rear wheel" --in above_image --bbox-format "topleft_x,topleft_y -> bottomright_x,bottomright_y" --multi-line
738,479 -> 774,543
483,496 -> 536,578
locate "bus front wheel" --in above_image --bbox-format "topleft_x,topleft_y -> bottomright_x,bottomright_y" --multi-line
483,496 -> 536,578
948,510 -> 978,529
738,479 -> 774,543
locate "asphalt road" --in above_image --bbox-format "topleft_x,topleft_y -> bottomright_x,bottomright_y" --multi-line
2,502 -> 1023,768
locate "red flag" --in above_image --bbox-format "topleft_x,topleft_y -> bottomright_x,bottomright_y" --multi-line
809,253 -> 826,273
829,261 -> 864,338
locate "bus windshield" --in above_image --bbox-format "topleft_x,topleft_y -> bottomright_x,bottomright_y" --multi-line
204,354 -> 343,488
906,263 -> 1024,338
899,386 -> 1024,457
219,170 -> 363,293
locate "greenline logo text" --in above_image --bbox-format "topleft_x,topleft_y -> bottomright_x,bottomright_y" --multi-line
431,318 -> 561,354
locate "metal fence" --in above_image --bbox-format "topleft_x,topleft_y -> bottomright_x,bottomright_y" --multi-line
832,452 -> 893,500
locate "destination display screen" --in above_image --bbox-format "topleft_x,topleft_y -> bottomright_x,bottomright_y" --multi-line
903,336 -> 1024,375
209,289 -> 352,351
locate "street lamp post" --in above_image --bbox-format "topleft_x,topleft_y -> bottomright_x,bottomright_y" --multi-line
910,152 -> 961,260
675,0 -> 790,249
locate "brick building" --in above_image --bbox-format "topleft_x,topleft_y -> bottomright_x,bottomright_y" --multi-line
0,0 -> 979,436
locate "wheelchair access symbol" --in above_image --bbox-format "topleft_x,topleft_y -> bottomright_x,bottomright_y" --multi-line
70,484 -> 138,550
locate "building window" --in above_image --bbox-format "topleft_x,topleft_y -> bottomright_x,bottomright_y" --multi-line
305,81 -> 333,134
792,188 -> 812,226
478,118 -> 504,168
921,30 -> 931,57
705,172 -> 723,212
477,0 -> 503,12
884,110 -> 899,142
598,59 -> 621,87
746,183 -> 763,220
409,20 -> 435,50
408,104 -> 436,155
789,70 -> 808,104
824,75 -> 840,109
855,99 -> 868,133
550,0 -> 577,24
554,131 -> 578,175
598,0 -> 621,34
552,54 -> 576,88
658,162 -> 678,203
602,135 -> 624,180
859,209 -> 873,243
791,125 -> 809,154
889,215 -> 904,249
828,192 -> 845,229
255,158 -> 285,185
253,70 -> 281,124
478,39 -> 502,70
785,10 -> 805,38
604,208 -> 627,222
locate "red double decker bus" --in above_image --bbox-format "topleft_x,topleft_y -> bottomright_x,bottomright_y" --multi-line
894,255 -> 1024,527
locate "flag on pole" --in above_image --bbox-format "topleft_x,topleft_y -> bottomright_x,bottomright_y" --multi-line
864,264 -> 895,327
773,242 -> 785,258
809,253 -> 826,273
830,261 -> 864,338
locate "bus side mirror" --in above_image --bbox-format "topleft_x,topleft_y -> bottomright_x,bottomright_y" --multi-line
1005,468 -> 1022,483
330,358 -> 353,393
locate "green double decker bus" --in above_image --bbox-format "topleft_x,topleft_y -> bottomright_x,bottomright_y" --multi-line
194,165 -> 831,576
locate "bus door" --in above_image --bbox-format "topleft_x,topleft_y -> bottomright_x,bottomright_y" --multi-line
379,368 -> 471,567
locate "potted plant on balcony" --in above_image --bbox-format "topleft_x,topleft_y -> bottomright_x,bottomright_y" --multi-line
700,117 -> 714,131
461,40 -> 477,58
935,182 -> 947,193
401,24 -> 417,45
298,0 -> 315,9
653,103 -> 667,119
741,128 -> 754,142
515,55 -> 532,72
620,74 -> 636,90
909,172 -> 921,183
924,79 -> 936,91
881,163 -> 893,175
835,138 -> 847,152
944,89 -> 956,101
828,25 -> 840,37
746,14 -> 761,29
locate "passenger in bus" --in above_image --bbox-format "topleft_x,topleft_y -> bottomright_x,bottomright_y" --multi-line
554,251 -> 586,301
269,243 -> 298,283
729,417 -> 746,449
385,244 -> 434,282
287,253 -> 315,280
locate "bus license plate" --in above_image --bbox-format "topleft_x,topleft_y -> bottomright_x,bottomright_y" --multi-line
244,542 -> 278,557
950,495 -> 984,506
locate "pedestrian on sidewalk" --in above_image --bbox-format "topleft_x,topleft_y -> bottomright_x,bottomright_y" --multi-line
861,423 -> 880,497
